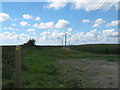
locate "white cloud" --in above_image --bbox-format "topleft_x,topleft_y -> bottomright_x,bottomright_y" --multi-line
33,22 -> 55,29
70,32 -> 84,43
0,32 -> 30,41
2,28 -> 119,45
90,29 -> 98,34
51,31 -> 65,38
0,12 -> 10,22
40,30 -> 66,40
106,20 -> 120,27
51,32 -> 59,38
12,23 -> 16,26
82,19 -> 90,23
55,19 -> 70,28
40,36 -> 48,40
68,28 -> 118,44
45,0 -> 119,11
39,29 -> 104,44
68,28 -> 73,32
71,32 -> 84,39
27,28 -> 36,32
35,16 -> 41,21
112,32 -> 118,36
19,33 -> 28,37
71,0 -> 118,11
59,32 -> 65,37
94,18 -> 105,24
102,29 -> 115,36
20,21 -> 30,27
31,32 -> 36,35
40,31 -> 51,36
83,29 -> 97,38
4,32 -> 11,34
3,27 -> 19,31
93,18 -> 105,27
10,18 -> 17,21
101,29 -> 119,43
33,19 -> 70,29
51,30 -> 60,32
45,0 -> 67,10
65,32 -> 72,36
92,24 -> 101,27
84,32 -> 94,38
22,14 -> 32,19
40,31 -> 52,40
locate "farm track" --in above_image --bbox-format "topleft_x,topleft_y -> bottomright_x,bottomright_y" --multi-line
57,59 -> 118,88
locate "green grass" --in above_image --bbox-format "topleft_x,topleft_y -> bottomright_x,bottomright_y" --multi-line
21,46 -> 118,88
2,44 -> 119,88
21,47 -> 61,88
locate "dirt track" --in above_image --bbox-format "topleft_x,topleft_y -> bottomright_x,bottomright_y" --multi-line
57,59 -> 118,88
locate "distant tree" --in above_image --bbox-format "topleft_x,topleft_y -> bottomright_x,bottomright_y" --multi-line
23,39 -> 36,46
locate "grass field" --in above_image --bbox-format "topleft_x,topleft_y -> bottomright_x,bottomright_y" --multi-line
2,44 -> 119,88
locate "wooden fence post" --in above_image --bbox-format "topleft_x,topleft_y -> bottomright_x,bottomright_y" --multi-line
15,45 -> 22,88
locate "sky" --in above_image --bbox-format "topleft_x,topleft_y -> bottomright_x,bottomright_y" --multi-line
0,0 -> 120,45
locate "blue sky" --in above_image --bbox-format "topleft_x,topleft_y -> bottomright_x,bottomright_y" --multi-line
0,1 -> 119,45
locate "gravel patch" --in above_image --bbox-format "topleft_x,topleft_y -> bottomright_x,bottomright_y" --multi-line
56,59 -> 118,88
